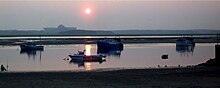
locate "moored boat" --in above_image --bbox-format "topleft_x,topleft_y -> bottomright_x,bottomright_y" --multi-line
97,38 -> 123,50
176,37 -> 195,46
20,42 -> 44,50
69,50 -> 106,61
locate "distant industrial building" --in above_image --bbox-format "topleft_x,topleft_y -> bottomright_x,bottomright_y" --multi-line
44,24 -> 77,34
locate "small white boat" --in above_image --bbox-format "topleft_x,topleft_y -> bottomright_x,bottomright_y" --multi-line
176,37 -> 195,46
69,50 -> 106,61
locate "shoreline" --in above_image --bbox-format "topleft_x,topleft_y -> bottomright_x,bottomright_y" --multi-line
1,67 -> 220,88
0,36 -> 217,45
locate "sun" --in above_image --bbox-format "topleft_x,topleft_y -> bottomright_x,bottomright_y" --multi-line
85,8 -> 91,15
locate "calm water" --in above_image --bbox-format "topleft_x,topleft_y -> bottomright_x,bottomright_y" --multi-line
0,43 -> 215,72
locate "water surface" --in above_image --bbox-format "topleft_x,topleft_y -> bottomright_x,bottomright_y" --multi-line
0,43 -> 215,71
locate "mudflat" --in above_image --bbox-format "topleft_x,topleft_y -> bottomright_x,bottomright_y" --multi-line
0,67 -> 220,88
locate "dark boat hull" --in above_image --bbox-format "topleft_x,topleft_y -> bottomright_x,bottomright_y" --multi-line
97,42 -> 123,50
20,45 -> 44,50
69,55 -> 106,67
69,55 -> 105,61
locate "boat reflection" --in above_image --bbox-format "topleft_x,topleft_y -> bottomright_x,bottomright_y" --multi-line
97,48 -> 123,57
84,62 -> 91,71
20,49 -> 43,60
176,45 -> 195,56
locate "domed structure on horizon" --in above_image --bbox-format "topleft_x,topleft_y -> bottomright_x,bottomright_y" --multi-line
44,24 -> 77,34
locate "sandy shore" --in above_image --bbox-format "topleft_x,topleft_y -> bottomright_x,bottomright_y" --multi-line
0,67 -> 220,88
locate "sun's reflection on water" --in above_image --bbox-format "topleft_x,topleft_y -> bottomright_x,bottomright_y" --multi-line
85,62 -> 91,71
85,45 -> 91,56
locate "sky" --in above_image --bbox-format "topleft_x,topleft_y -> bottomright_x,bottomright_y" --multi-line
0,0 -> 220,30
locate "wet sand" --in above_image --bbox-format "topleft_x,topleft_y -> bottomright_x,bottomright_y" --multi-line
0,67 -> 220,88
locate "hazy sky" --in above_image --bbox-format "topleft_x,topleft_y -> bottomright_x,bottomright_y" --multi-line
0,0 -> 220,30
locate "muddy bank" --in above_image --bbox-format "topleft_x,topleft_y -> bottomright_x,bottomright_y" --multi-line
0,67 -> 220,88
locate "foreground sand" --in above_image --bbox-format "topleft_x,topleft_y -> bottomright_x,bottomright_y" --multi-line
0,67 -> 220,88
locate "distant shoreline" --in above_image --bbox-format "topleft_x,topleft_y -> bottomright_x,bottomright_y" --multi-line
0,35 -> 217,45
0,33 -> 218,37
